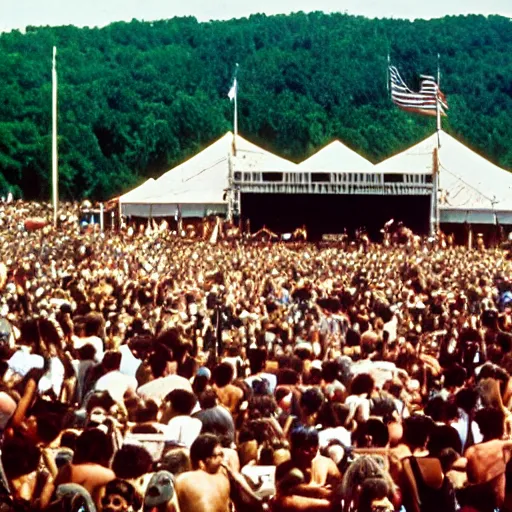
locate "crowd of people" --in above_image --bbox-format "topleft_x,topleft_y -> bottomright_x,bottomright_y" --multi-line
0,200 -> 511,511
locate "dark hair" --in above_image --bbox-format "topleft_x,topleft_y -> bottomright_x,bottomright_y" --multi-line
475,407 -> 505,441
36,412 -> 63,444
1,437 -> 41,479
300,388 -> 324,416
148,345 -> 173,378
102,350 -> 122,372
112,444 -> 153,479
135,400 -> 159,423
427,425 -> 462,457
425,396 -> 450,423
84,313 -> 104,338
198,389 -> 218,409
73,428 -> 113,466
192,374 -> 209,395
443,364 -> 467,389
402,415 -> 434,449
165,389 -> 197,416
322,361 -> 341,383
455,387 -> 478,414
277,369 -> 300,386
158,448 -> 191,475
77,343 -> 97,361
353,418 -> 390,448
190,434 -> 220,469
104,479 -> 142,510
60,431 -> 78,451
290,425 -> 319,451
86,391 -> 116,414
248,347 -> 267,375
358,478 -> 391,512
212,363 -> 235,388
350,373 -> 375,396
248,395 -> 278,420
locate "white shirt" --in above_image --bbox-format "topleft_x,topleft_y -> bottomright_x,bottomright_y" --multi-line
72,335 -> 104,362
245,373 -> 277,394
94,370 -> 137,403
137,375 -> 192,405
38,357 -> 65,398
8,348 -> 43,377
452,409 -> 483,451
162,415 -> 202,448
119,344 -> 142,379
318,426 -> 352,448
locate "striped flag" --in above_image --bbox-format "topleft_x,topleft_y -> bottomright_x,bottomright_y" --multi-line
389,66 -> 447,116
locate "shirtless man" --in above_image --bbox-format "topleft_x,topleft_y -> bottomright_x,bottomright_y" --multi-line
212,362 -> 243,414
273,425 -> 341,511
175,434 -> 231,512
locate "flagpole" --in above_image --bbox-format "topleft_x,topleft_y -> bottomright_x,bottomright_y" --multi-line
386,54 -> 390,92
233,63 -> 239,154
435,53 -> 442,236
52,46 -> 58,228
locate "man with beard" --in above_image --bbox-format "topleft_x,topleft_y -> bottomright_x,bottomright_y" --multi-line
175,434 -> 230,512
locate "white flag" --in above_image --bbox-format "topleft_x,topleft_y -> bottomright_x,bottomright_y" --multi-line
228,78 -> 237,101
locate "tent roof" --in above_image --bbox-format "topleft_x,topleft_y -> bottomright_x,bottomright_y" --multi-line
298,140 -> 374,172
132,132 -> 297,205
119,178 -> 158,203
376,130 -> 512,211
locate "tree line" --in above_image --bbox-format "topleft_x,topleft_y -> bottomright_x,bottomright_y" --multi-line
0,12 -> 510,200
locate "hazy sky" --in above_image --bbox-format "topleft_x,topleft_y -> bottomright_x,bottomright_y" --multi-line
1,0 -> 511,33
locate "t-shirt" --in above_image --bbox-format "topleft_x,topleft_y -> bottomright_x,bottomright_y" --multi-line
94,370 -> 137,403
162,415 -> 203,448
119,344 -> 142,379
38,357 -> 65,398
137,375 -> 192,405
245,372 -> 277,394
72,335 -> 104,362
8,349 -> 43,377
318,427 -> 352,448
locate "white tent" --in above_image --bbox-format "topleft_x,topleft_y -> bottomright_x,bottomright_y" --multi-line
375,131 -> 512,224
121,132 -> 297,217
299,140 -> 374,172
119,178 -> 158,203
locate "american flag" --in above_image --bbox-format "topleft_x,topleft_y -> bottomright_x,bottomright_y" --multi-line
389,66 -> 448,116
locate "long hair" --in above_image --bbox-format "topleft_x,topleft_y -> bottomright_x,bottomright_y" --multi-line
340,455 -> 394,512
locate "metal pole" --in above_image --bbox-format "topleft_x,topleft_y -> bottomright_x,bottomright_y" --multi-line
52,46 -> 58,228
100,203 -> 104,233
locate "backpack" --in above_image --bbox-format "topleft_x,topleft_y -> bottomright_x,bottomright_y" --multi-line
402,456 -> 456,512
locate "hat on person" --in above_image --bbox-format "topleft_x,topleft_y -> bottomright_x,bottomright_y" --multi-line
196,367 -> 211,379
144,470 -> 175,509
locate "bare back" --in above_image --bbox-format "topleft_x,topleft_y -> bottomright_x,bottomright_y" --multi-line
176,469 -> 230,512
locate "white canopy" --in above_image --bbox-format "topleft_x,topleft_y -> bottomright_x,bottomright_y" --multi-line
119,178 -> 158,203
376,130 -> 512,224
298,140 -> 374,172
121,132 -> 297,217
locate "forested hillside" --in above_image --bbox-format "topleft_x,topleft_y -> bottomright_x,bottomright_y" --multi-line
0,13 -> 511,200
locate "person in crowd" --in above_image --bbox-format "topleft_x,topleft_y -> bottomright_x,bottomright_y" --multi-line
175,433 -> 230,512
3,201 -> 512,511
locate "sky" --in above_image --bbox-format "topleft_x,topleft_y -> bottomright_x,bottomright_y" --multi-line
0,0 -> 511,33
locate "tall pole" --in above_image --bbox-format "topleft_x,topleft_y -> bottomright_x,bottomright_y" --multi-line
232,63 -> 239,156
435,54 -> 442,236
100,203 -> 104,233
52,46 -> 58,228
386,54 -> 391,92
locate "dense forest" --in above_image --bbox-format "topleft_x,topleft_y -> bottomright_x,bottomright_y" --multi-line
0,13 -> 511,200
